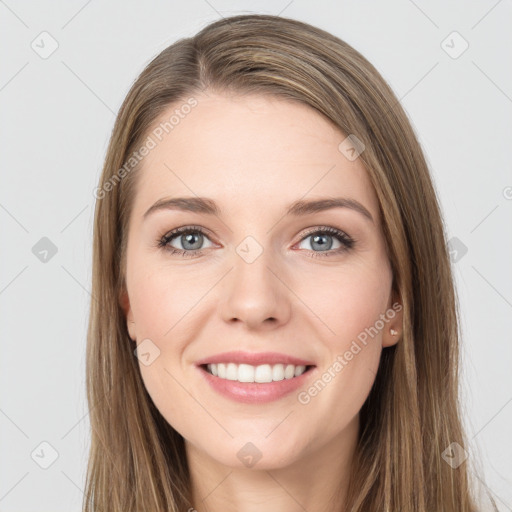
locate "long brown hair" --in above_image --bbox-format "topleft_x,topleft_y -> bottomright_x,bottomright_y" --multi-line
84,13 -> 498,511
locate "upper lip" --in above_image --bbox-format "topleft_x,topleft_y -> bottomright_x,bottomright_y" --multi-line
195,351 -> 315,367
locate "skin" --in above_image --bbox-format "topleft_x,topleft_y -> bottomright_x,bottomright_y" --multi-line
120,91 -> 403,512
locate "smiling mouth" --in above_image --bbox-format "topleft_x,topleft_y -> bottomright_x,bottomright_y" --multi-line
200,363 -> 315,383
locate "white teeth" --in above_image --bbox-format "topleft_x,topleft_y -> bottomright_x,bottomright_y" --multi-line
255,364 -> 272,383
206,363 -> 308,382
294,365 -> 306,377
272,364 -> 285,382
285,364 -> 295,379
226,363 -> 238,381
238,364 -> 255,382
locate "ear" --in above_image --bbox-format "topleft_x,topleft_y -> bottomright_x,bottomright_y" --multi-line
119,288 -> 137,342
382,289 -> 403,348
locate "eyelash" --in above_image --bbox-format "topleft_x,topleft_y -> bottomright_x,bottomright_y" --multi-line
157,225 -> 355,259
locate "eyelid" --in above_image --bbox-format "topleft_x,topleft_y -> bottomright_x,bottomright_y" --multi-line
158,224 -> 355,257
293,226 -> 354,253
158,225 -> 217,248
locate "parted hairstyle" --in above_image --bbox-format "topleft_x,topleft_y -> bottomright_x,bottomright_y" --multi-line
83,13 -> 498,512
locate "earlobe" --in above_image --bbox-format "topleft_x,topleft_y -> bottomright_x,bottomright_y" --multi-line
383,325 -> 401,348
126,312 -> 136,342
119,289 -> 136,342
382,290 -> 403,347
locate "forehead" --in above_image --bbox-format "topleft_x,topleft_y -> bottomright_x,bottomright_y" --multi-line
131,92 -> 380,223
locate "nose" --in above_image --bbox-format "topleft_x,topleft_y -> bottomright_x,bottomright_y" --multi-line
219,246 -> 291,330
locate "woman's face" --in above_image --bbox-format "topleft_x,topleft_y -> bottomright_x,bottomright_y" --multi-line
121,92 -> 402,470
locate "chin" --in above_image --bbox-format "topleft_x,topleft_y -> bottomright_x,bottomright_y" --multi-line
198,435 -> 308,471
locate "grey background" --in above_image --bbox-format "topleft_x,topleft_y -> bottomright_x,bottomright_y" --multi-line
1,1 -> 511,510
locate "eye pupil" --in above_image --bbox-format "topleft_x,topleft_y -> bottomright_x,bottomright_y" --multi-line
182,232 -> 203,250
311,234 -> 333,251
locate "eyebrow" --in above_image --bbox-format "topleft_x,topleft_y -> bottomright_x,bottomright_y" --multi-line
143,196 -> 374,224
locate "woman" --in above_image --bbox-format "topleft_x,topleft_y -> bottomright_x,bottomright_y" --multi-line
84,13 -> 499,511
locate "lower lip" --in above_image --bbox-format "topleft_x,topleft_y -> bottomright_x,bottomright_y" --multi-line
196,365 -> 316,404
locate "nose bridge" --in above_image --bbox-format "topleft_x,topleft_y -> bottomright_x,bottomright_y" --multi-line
219,234 -> 290,327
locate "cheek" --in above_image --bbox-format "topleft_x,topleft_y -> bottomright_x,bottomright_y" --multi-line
132,281 -> 173,336
129,262 -> 202,339
300,263 -> 391,417
296,261 -> 392,345
128,264 -> 206,423
295,258 -> 392,408
129,267 -> 194,433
